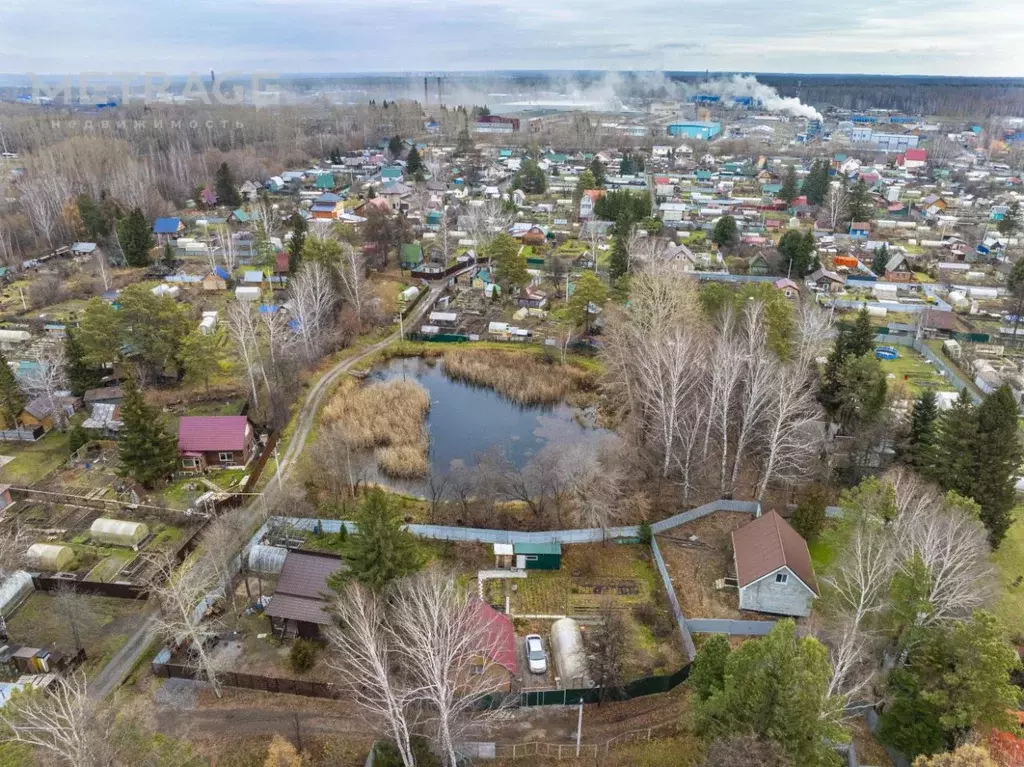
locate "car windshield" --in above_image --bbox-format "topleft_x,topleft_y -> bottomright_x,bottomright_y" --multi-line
527,641 -> 544,659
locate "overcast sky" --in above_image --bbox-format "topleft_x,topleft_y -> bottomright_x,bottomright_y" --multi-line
3,0 -> 1021,76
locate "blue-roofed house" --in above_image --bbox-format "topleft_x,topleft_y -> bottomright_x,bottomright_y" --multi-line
311,193 -> 343,220
244,270 -> 265,285
381,166 -> 403,181
202,267 -> 230,291
230,209 -> 251,224
153,217 -> 183,242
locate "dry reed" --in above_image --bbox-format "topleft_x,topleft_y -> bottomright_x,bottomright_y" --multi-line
323,377 -> 432,477
442,349 -> 593,405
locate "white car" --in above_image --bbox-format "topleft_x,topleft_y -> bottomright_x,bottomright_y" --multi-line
525,634 -> 547,674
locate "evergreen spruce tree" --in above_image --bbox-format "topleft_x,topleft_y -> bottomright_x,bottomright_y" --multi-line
803,160 -> 829,205
972,386 -> 1022,547
589,157 -> 606,187
0,349 -> 24,429
405,145 -> 424,178
116,208 -> 154,267
286,212 -> 307,272
117,377 -> 178,487
76,194 -> 109,240
932,389 -> 978,498
214,162 -> 240,207
65,328 -> 103,397
610,216 -> 631,279
847,307 -> 876,358
905,390 -> 938,476
848,179 -> 872,222
872,244 -> 890,276
778,165 -> 798,204
388,135 -> 403,157
328,489 -> 425,592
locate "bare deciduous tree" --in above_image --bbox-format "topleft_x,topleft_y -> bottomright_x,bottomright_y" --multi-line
326,584 -> 416,767
22,343 -> 70,430
0,672 -> 110,767
823,182 -> 849,232
147,553 -> 224,698
225,300 -> 265,410
337,242 -> 369,322
464,201 -> 513,255
290,261 -> 337,362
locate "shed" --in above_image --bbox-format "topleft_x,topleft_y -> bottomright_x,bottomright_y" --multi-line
512,541 -> 561,570
732,510 -> 818,617
25,543 -> 73,571
264,551 -> 343,639
493,543 -> 514,569
235,287 -> 261,301
90,518 -> 149,548
550,618 -> 589,687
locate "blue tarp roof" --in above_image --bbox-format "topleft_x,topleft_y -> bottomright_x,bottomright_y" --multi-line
153,217 -> 181,234
214,266 -> 230,280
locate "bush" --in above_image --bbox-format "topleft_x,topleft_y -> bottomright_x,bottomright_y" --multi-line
790,486 -> 828,542
373,737 -> 441,767
288,639 -> 318,673
632,601 -> 659,627
637,520 -> 653,545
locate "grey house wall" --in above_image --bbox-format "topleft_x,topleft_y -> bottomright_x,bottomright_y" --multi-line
737,567 -> 814,617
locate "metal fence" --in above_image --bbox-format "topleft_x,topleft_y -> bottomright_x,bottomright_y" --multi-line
151,660 -> 338,699
650,499 -> 759,534
650,536 -> 696,659
32,576 -> 148,600
494,719 -> 681,761
0,427 -> 44,442
685,618 -> 775,636
878,335 -> 980,403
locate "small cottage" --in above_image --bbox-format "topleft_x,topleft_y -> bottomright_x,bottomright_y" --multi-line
264,551 -> 342,639
202,267 -> 230,291
512,542 -> 561,570
732,511 -> 818,617
884,253 -> 914,283
177,416 -> 255,473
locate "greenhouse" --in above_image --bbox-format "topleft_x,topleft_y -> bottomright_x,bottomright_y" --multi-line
25,543 -> 74,572
90,518 -> 149,548
550,617 -> 591,688
0,571 -> 33,617
248,544 -> 287,574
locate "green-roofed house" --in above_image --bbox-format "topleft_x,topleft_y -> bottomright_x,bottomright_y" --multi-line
230,208 -> 251,224
315,173 -> 336,190
546,153 -> 568,165
400,242 -> 424,270
513,542 -> 562,570
499,149 -> 513,158
382,166 -> 403,181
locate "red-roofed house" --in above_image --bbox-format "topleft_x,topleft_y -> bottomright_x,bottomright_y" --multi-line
732,510 -> 818,617
466,600 -> 517,692
900,149 -> 928,169
579,189 -> 606,220
177,416 -> 255,473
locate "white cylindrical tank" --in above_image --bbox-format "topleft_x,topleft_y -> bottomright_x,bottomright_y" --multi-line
25,543 -> 74,571
90,518 -> 149,547
550,618 -> 590,688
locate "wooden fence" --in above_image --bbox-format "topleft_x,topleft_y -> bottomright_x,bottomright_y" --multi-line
151,660 -> 338,699
241,431 -> 280,494
32,575 -> 148,600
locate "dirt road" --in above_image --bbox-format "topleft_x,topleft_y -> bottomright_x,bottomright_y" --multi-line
89,611 -> 157,699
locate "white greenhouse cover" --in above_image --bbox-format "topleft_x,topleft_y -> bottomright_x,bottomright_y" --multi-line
0,571 -> 33,616
90,518 -> 149,543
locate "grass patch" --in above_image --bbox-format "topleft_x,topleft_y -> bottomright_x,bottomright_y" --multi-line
0,430 -> 71,485
442,347 -> 596,405
992,505 -> 1024,642
808,535 -> 838,572
878,347 -> 956,396
323,377 -> 430,478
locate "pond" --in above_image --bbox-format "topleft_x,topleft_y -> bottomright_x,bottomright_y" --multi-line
366,356 -> 608,494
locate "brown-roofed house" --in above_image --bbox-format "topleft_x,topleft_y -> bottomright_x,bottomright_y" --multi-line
263,551 -> 343,639
177,416 -> 255,473
731,510 -> 818,617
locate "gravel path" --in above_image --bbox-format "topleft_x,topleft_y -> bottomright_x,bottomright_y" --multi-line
89,611 -> 157,700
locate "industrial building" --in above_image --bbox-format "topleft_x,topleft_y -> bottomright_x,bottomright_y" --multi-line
666,121 -> 721,140
849,129 -> 920,152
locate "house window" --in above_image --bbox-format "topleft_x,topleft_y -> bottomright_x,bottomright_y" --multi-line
524,555 -> 538,562
182,458 -> 198,469
218,452 -> 234,463
775,572 -> 789,584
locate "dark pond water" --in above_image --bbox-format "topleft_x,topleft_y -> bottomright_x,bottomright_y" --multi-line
366,356 -> 607,493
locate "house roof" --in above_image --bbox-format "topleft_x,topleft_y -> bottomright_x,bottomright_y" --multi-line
177,416 -> 249,453
213,266 -> 231,281
469,600 -> 517,675
263,551 -> 343,626
732,511 -> 818,594
83,386 -> 124,403
153,217 -> 181,234
885,253 -> 910,272
23,395 -> 58,420
904,149 -> 927,162
513,542 -> 561,556
850,222 -> 870,231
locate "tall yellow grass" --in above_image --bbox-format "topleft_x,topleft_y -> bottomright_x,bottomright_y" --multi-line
323,378 -> 431,477
442,349 -> 593,405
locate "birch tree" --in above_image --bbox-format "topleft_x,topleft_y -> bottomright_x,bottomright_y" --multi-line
290,261 -> 337,362
728,303 -> 777,494
706,311 -> 745,493
327,584 -> 416,767
22,343 -> 70,430
390,568 -> 506,767
337,242 -> 369,322
225,300 -> 264,410
147,553 -> 224,698
464,201 -> 512,255
823,183 -> 849,232
0,672 -> 111,767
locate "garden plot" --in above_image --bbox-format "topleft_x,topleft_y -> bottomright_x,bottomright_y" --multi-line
656,510 -> 772,621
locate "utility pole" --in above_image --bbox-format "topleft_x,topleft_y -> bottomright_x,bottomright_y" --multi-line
575,699 -> 584,757
273,442 -> 283,490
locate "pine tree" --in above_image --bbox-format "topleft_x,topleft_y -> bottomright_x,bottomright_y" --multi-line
328,489 -> 425,592
489,232 -> 528,291
972,386 -> 1022,547
620,154 -> 635,175
116,208 -> 154,267
455,126 -> 472,156
778,165 -> 798,204
610,216 -> 631,279
214,162 -> 240,207
905,390 -> 939,476
117,377 -> 178,487
568,271 -> 608,331
405,145 -> 423,178
286,212 -> 307,273
589,157 -> 606,187
932,389 -> 978,498
65,328 -> 103,397
0,349 -> 24,429
76,194 -> 109,240
388,135 -> 403,157
803,160 -> 829,205
872,244 -> 890,276
998,200 -> 1020,236
712,215 -> 739,248
162,242 -> 175,270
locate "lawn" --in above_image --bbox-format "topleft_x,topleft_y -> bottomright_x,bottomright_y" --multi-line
84,549 -> 137,582
878,347 -> 956,396
991,505 -> 1024,642
0,430 -> 71,485
5,591 -> 149,673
